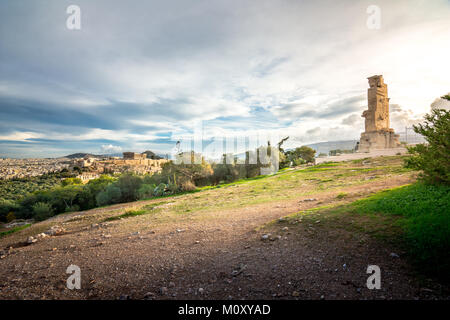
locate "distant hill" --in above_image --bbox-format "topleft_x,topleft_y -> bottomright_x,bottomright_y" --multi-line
306,140 -> 358,155
63,151 -> 165,159
141,150 -> 164,160
63,152 -> 123,159
63,153 -> 103,159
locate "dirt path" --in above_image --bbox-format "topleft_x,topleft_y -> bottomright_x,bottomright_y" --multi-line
0,173 -> 448,300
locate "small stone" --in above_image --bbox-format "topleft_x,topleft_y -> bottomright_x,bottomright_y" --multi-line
144,292 -> 155,299
292,291 -> 300,297
169,281 -> 175,287
159,287 -> 168,295
195,240 -> 200,244
198,288 -> 204,294
27,236 -> 37,244
103,234 -> 112,238
45,226 -> 65,236
261,234 -> 270,240
281,227 -> 289,231
390,252 -> 400,258
320,295 -> 325,300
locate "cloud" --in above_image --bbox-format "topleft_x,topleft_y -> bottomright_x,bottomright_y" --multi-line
341,114 -> 362,126
0,0 -> 449,157
431,94 -> 450,111
271,95 -> 365,121
389,104 -> 424,130
100,144 -> 122,154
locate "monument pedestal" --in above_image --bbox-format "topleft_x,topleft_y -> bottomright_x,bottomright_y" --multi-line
358,129 -> 400,153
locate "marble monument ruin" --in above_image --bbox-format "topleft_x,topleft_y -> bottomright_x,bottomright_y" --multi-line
357,75 -> 400,152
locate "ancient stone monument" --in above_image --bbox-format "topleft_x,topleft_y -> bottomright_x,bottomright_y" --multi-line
357,75 -> 400,152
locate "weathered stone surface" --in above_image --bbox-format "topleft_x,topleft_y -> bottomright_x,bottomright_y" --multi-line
358,75 -> 400,152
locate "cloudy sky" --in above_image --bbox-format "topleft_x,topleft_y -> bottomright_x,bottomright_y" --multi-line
0,0 -> 449,158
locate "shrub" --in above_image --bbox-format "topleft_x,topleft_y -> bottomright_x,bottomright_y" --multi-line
284,146 -> 315,166
32,202 -> 54,221
61,177 -> 83,186
115,173 -> 143,202
180,180 -> 196,192
153,183 -> 167,197
336,192 -> 347,199
96,184 -> 122,206
6,212 -> 16,222
0,199 -> 19,222
65,205 -> 80,213
404,108 -> 450,185
137,184 -> 155,200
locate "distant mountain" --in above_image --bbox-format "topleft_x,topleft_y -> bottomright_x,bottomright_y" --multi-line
63,153 -> 102,159
306,140 -> 358,155
63,152 -> 122,159
63,150 -> 165,159
141,150 -> 164,160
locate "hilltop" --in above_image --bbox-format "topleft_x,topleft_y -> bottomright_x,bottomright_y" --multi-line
0,155 -> 448,299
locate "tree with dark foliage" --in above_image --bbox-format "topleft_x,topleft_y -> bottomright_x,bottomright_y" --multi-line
405,108 -> 450,185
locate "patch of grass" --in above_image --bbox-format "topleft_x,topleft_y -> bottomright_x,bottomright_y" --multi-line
351,157 -> 370,164
314,162 -> 340,167
336,192 -> 348,199
0,224 -> 31,238
104,201 -> 170,221
105,210 -> 147,221
272,182 -> 449,283
351,183 -> 450,282
303,167 -> 336,172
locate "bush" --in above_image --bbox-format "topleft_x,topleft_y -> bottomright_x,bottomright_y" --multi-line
180,180 -> 196,192
153,183 -> 167,197
137,184 -> 155,200
32,202 -> 54,221
404,108 -> 450,185
65,205 -> 80,213
96,184 -> 122,206
115,173 -> 143,202
284,146 -> 315,166
0,199 -> 19,222
6,212 -> 16,222
61,177 -> 83,186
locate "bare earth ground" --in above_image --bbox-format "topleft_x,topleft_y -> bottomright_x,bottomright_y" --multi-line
0,156 -> 448,300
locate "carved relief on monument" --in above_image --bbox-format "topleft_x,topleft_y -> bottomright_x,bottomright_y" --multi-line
357,75 -> 400,152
